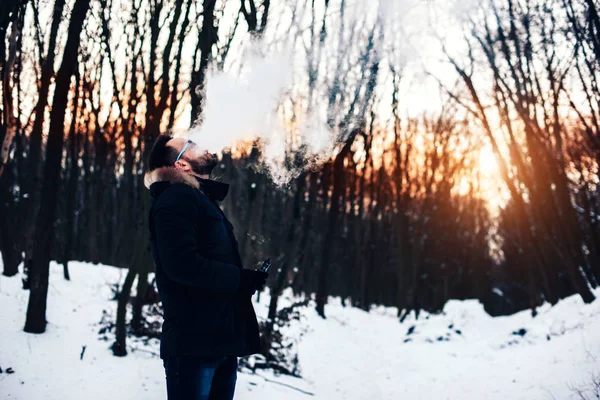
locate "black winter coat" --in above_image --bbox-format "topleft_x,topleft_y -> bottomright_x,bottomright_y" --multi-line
145,167 -> 260,359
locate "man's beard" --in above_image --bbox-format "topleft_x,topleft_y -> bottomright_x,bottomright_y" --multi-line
189,153 -> 218,176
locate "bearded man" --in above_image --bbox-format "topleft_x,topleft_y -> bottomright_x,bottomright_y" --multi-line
145,135 -> 268,400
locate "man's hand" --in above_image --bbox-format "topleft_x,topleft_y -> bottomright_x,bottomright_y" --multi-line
239,269 -> 268,296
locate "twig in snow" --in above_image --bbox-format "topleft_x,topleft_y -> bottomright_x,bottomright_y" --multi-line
567,372 -> 600,400
80,345 -> 87,360
253,372 -> 315,396
130,347 -> 160,358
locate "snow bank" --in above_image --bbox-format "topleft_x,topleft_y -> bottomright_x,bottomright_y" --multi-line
299,293 -> 600,399
1,261 -> 598,399
0,262 -> 309,400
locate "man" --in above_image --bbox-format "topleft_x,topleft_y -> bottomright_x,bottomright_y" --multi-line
145,135 -> 268,400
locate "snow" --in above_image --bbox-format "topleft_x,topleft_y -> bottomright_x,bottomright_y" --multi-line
1,261 -> 599,400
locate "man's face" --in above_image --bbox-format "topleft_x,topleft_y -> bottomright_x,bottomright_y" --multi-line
168,138 -> 218,176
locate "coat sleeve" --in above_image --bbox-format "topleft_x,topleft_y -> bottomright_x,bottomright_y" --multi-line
152,184 -> 241,293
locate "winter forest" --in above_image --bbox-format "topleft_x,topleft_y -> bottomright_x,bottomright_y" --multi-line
1,0 -> 600,399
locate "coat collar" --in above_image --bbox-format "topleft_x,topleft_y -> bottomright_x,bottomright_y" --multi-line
144,167 -> 229,201
144,167 -> 200,190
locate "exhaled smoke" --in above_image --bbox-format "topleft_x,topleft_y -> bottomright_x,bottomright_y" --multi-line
188,40 -> 336,186
184,0 -> 472,186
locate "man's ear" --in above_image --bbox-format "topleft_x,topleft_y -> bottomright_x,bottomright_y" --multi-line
174,159 -> 191,172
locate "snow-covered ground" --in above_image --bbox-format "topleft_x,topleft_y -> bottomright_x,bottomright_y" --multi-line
1,261 -> 599,400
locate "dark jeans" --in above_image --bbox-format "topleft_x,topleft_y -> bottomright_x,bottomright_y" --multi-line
163,356 -> 238,400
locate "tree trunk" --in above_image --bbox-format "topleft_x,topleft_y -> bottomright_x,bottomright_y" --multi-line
0,1 -> 25,277
167,0 -> 193,129
119,183 -> 152,348
0,163 -> 21,276
61,69 -> 82,282
21,0 -> 68,284
112,267 -> 137,356
292,171 -> 318,295
261,176 -> 305,356
0,0 -> 25,176
316,140 -> 353,317
190,0 -> 218,123
24,0 -> 90,334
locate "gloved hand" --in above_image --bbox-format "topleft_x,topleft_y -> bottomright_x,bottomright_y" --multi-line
239,269 -> 268,296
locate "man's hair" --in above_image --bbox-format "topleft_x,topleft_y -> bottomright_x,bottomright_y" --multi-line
147,134 -> 179,171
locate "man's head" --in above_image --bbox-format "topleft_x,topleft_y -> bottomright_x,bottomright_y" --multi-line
148,135 -> 218,177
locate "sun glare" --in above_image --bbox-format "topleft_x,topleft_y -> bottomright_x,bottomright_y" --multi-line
475,145 -> 510,211
479,146 -> 499,176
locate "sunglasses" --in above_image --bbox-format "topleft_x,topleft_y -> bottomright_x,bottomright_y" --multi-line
176,140 -> 193,162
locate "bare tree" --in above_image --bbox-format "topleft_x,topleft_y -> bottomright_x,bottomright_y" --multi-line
24,0 -> 91,334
